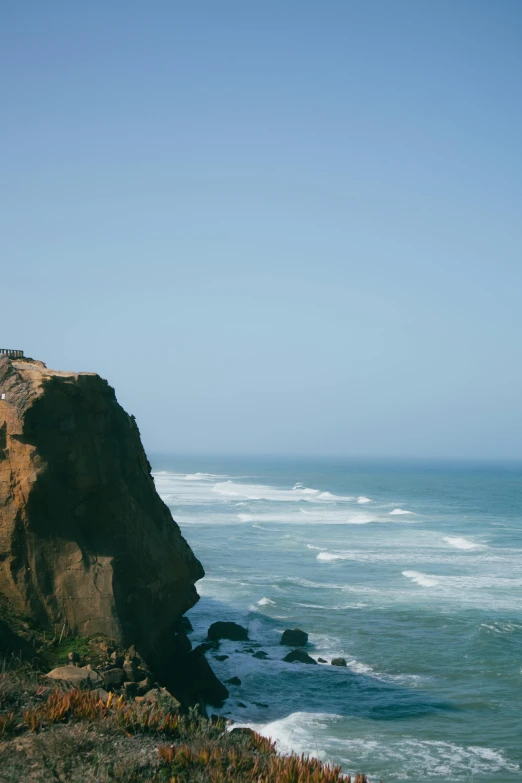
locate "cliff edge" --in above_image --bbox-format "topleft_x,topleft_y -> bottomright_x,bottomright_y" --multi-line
0,355 -> 204,675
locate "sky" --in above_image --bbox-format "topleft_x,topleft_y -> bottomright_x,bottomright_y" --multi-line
1,1 -> 522,458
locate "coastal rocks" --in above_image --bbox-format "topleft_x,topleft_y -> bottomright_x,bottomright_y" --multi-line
230,727 -> 255,739
201,640 -> 220,653
280,629 -> 308,646
283,649 -> 317,665
173,616 -> 194,634
183,646 -> 230,707
207,621 -> 249,641
318,657 -> 327,663
225,676 -> 241,686
109,652 -> 124,667
0,354 -> 215,703
331,657 -> 347,667
46,665 -> 103,688
252,650 -> 269,659
102,667 -> 125,689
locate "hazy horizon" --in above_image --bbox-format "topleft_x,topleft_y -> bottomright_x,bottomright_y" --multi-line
2,1 -> 521,459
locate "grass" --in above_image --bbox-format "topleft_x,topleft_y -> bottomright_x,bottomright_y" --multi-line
0,658 -> 376,783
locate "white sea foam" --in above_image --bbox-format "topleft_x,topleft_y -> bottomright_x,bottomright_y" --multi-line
480,620 -> 522,634
402,570 -> 440,587
213,480 -> 354,503
184,472 -> 221,480
306,544 -> 327,551
231,713 -> 519,777
234,509 -> 380,525
257,597 -> 276,606
317,552 -> 346,562
232,714 -> 519,777
443,535 -> 482,550
389,508 -> 413,515
356,496 -> 372,504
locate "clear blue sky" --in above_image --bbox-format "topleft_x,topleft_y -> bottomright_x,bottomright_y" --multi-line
1,1 -> 521,457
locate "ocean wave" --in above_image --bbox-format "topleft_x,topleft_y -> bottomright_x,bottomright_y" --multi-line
234,509 -> 381,525
479,620 -> 522,635
389,508 -> 413,515
443,535 -> 483,550
356,496 -> 372,504
212,480 -> 354,503
235,715 -> 519,777
317,552 -> 347,562
257,597 -> 276,606
402,570 -> 440,587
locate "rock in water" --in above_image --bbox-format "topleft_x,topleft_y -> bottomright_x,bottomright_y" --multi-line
207,621 -> 249,641
225,676 -> 241,686
0,354 -> 204,687
331,657 -> 347,667
280,628 -> 308,646
283,649 -> 317,665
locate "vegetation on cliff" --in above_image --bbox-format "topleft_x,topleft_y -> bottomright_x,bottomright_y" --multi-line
0,657 -> 372,783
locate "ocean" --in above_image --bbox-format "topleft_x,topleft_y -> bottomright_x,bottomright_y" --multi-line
150,456 -> 522,782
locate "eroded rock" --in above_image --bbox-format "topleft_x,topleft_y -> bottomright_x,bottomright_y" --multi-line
0,355 -> 203,678
207,621 -> 249,641
283,649 -> 317,665
280,629 -> 308,647
103,667 -> 125,689
46,665 -> 103,688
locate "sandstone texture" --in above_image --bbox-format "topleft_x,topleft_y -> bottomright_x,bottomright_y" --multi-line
0,355 -> 204,684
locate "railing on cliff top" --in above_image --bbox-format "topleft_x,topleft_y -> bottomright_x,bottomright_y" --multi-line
0,349 -> 24,358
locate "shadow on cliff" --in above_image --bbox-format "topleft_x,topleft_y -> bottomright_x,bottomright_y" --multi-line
186,596 -> 457,724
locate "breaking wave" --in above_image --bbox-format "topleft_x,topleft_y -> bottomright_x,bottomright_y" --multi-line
213,480 -> 354,503
443,536 -> 483,550
402,570 -> 440,587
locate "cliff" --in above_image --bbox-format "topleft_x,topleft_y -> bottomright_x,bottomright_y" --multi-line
0,355 -> 204,680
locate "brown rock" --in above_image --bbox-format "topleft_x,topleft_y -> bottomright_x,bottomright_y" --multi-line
142,687 -> 181,711
230,727 -> 255,739
103,667 -> 125,689
136,676 -> 153,696
124,681 -> 139,698
45,665 -> 103,688
0,355 -> 203,678
331,657 -> 347,667
109,651 -> 124,667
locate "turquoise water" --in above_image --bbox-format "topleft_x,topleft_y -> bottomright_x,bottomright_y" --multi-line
151,457 -> 522,782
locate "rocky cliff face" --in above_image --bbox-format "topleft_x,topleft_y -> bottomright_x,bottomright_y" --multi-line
0,355 -> 204,680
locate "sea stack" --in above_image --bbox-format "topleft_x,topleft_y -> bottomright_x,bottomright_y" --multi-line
0,354 -> 204,681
